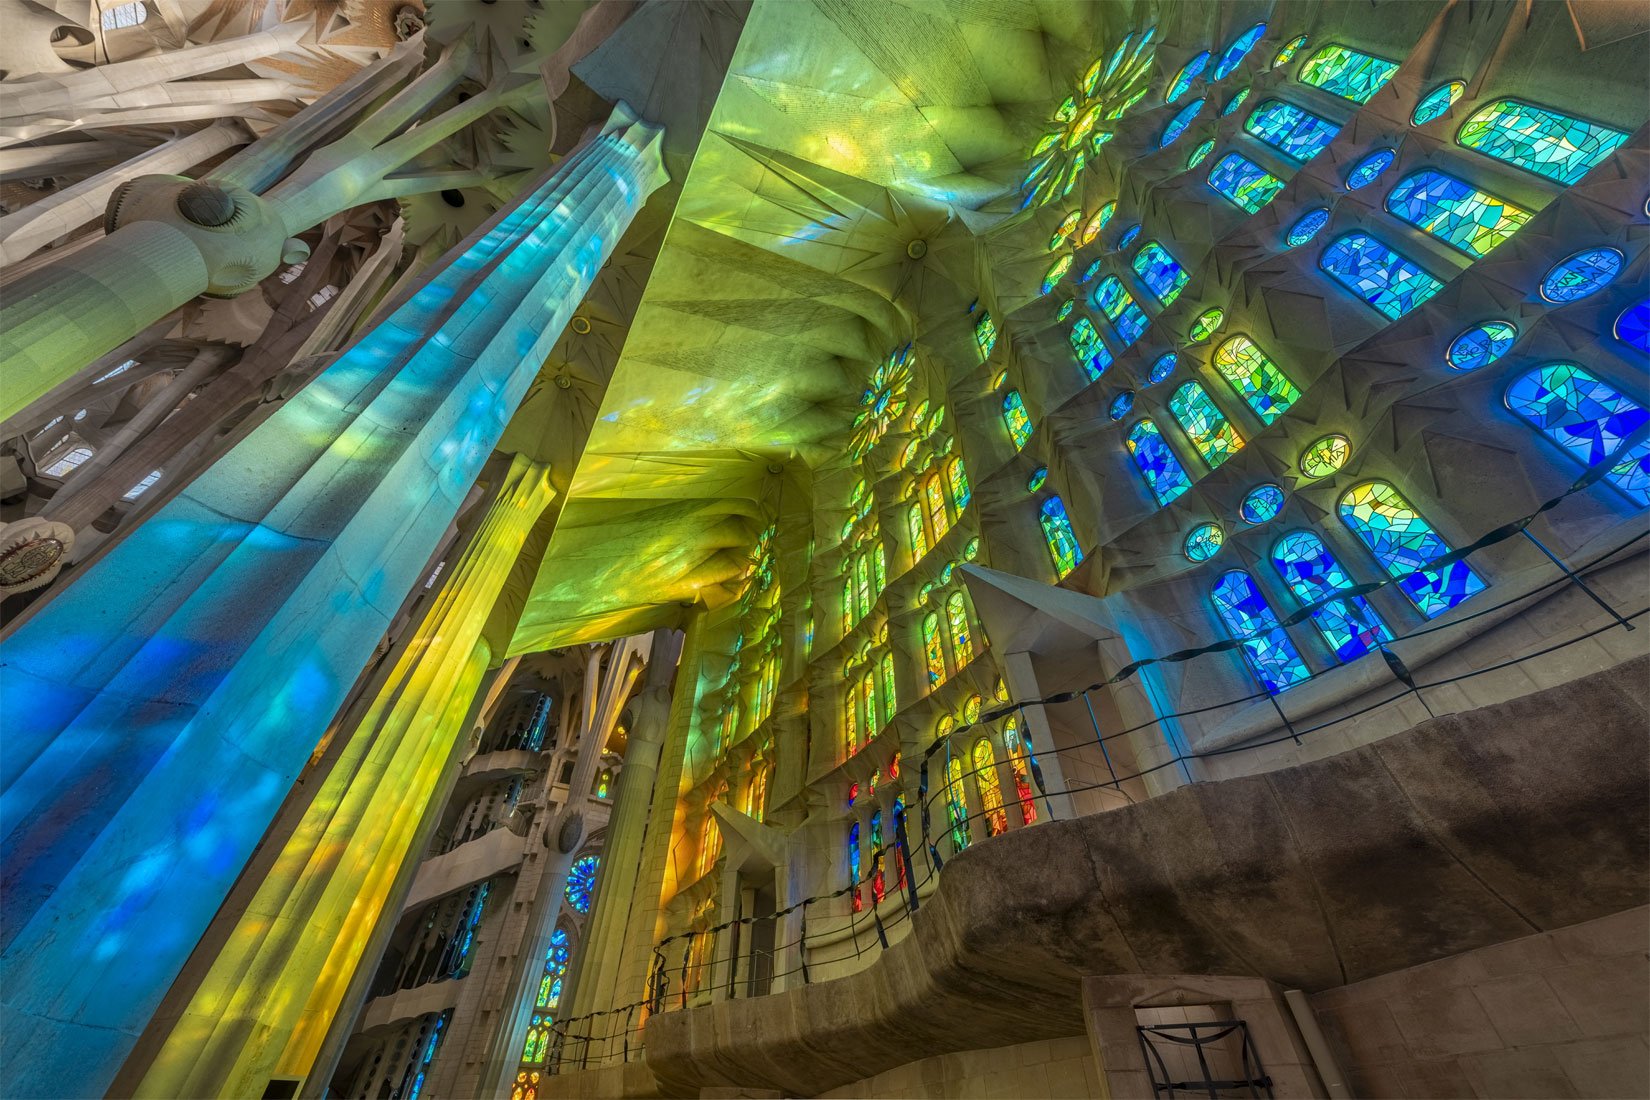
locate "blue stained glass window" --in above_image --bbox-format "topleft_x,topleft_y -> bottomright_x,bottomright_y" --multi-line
1108,390 -> 1135,420
1148,351 -> 1177,384
1040,496 -> 1084,578
1298,44 -> 1399,104
1412,81 -> 1465,125
1028,465 -> 1047,491
1339,481 -> 1486,618
1186,138 -> 1216,169
1211,570 -> 1312,693
1344,148 -> 1395,190
1132,241 -> 1189,305
1185,522 -> 1224,561
1446,320 -> 1518,371
1505,363 -> 1650,504
1271,529 -> 1392,661
1386,170 -> 1530,257
1222,88 -> 1251,116
1212,23 -> 1267,80
1118,223 -> 1142,249
1243,98 -> 1340,162
1207,152 -> 1286,213
847,822 -> 863,910
1458,99 -> 1629,185
1540,247 -> 1623,303
1126,419 -> 1194,505
1616,300 -> 1650,354
1319,232 -> 1445,319
1241,483 -> 1285,523
1160,98 -> 1205,147
1166,51 -> 1210,102
1002,390 -> 1033,450
1093,275 -> 1150,345
1078,258 -> 1105,284
566,854 -> 600,913
1169,380 -> 1245,468
1070,318 -> 1113,380
1286,207 -> 1331,248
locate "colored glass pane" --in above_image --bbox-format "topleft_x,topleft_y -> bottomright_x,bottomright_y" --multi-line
1071,317 -> 1113,380
1505,363 -> 1650,504
1319,232 -> 1444,319
1241,483 -> 1285,523
1002,390 -> 1033,450
1211,334 -> 1301,424
1166,51 -> 1210,102
1185,522 -> 1224,561
1160,98 -> 1205,148
1002,716 -> 1037,825
972,739 -> 1009,836
1340,481 -> 1486,617
1300,434 -> 1350,476
1093,275 -> 1150,345
1540,247 -> 1622,303
1148,351 -> 1177,384
974,311 -> 998,359
1133,240 -> 1188,305
1386,169 -> 1530,256
1213,23 -> 1267,80
1243,98 -> 1340,162
964,535 -> 980,560
1028,465 -> 1047,491
1108,390 -> 1135,420
1055,298 -> 1074,321
1273,34 -> 1308,67
869,810 -> 886,903
1050,210 -> 1082,249
862,668 -> 879,735
1298,44 -> 1398,104
962,694 -> 982,723
565,855 -> 599,913
1286,207 -> 1331,248
843,676 -> 859,753
1344,148 -> 1395,190
1189,307 -> 1224,342
1457,99 -> 1629,185
1616,300 -> 1650,354
1412,80 -> 1465,125
1446,320 -> 1518,371
1211,569 -> 1312,693
1271,530 -> 1392,661
1222,87 -> 1251,116
945,455 -> 971,510
1208,151 -> 1285,213
1039,496 -> 1083,578
1118,223 -> 1141,249
1126,419 -> 1194,505
1081,202 -> 1116,244
1186,137 -> 1216,169
1078,258 -> 1104,284
944,757 -> 970,851
923,474 -> 950,541
848,822 -> 863,911
921,611 -> 947,686
1041,254 -> 1073,295
908,503 -> 928,562
1169,380 -> 1244,467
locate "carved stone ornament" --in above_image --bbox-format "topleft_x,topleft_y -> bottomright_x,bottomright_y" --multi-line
0,517 -> 76,595
557,810 -> 585,853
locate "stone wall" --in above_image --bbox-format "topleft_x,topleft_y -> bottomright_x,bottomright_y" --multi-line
816,1035 -> 1104,1099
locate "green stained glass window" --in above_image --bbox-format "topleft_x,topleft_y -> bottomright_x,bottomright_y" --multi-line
1039,496 -> 1083,578
944,455 -> 971,510
1027,465 -> 1047,491
1457,99 -> 1629,185
1055,298 -> 1074,321
908,503 -> 928,563
1272,34 -> 1308,67
1169,380 -> 1244,468
1001,390 -> 1032,450
1132,240 -> 1188,305
1184,522 -> 1224,561
1319,232 -> 1444,320
1189,307 -> 1224,342
944,756 -> 970,851
1222,87 -> 1251,116
945,591 -> 973,661
1166,51 -> 1210,102
1412,80 -> 1465,125
1386,169 -> 1530,257
847,821 -> 863,910
1298,44 -> 1399,104
1041,254 -> 1072,295
1080,201 -> 1116,244
1050,210 -> 1081,249
1300,434 -> 1350,477
1071,317 -> 1113,380
1126,419 -> 1193,505
1207,151 -> 1285,213
921,611 -> 947,687
1186,137 -> 1216,169
1339,481 -> 1486,617
1211,334 -> 1301,424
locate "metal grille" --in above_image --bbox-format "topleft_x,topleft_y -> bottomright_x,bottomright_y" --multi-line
1137,1020 -> 1273,1098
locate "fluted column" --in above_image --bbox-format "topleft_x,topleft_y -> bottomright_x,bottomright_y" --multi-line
0,104 -> 666,1099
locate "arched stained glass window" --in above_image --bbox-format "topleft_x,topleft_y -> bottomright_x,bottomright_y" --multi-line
534,926 -> 572,1012
1039,496 -> 1083,579
861,668 -> 880,738
1133,241 -> 1188,305
1166,51 -> 1211,102
1457,99 -> 1629,185
843,676 -> 860,754
891,796 -> 909,888
1541,248 -> 1622,303
972,739 -> 1009,836
1287,207 -> 1331,248
1271,530 -> 1392,661
1505,363 -> 1650,504
1002,390 -> 1033,450
566,855 -> 600,913
1240,99 -> 1333,162
1211,570 -> 1312,693
869,810 -> 886,903
1212,22 -> 1267,80
1041,255 -> 1073,296
1070,317 -> 1113,380
1386,170 -> 1530,257
945,591 -> 973,664
1126,420 -> 1194,505
1447,320 -> 1518,371
945,455 -> 972,510
1298,45 -> 1399,104
923,474 -> 951,542
1617,300 -> 1650,354
907,503 -> 929,563
521,1019 -> 552,1067
1207,152 -> 1285,213
879,651 -> 897,724
1093,276 -> 1150,346
1002,716 -> 1038,825
848,822 -> 863,911
944,756 -> 971,851
974,311 -> 998,360
1319,232 -> 1444,319
1412,81 -> 1465,125
1169,381 -> 1244,468
854,552 -> 872,620
1211,335 -> 1301,424
1161,98 -> 1205,147
1339,481 -> 1486,617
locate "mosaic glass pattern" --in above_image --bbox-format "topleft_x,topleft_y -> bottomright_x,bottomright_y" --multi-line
1133,241 -> 1189,305
1041,255 -> 1073,296
1540,247 -> 1622,303
565,855 -> 599,913
1118,223 -> 1142,249
1271,530 -> 1392,661
922,611 -> 946,686
1344,148 -> 1395,190
1319,232 -> 1444,319
1286,207 -> 1331,248
1212,335 -> 1301,424
1244,98 -> 1340,161
1300,433 -> 1351,476
1079,258 -> 1105,284
1148,351 -> 1177,384
946,591 -> 973,662
1222,87 -> 1251,116
1050,210 -> 1082,250
1457,99 -> 1629,185
1169,381 -> 1245,468
1166,51 -> 1210,102
1028,465 -> 1048,491
1002,717 -> 1038,825
1021,27 -> 1159,208
1211,570 -> 1312,693
1446,320 -> 1518,371
1093,275 -> 1150,345
1241,483 -> 1286,524
1298,44 -> 1399,104
945,455 -> 971,510
1207,151 -> 1285,213
848,822 -> 863,910
1616,300 -> 1650,354
1189,307 -> 1224,342
971,739 -> 1009,836
1071,317 -> 1113,381
1056,298 -> 1075,322
1213,22 -> 1267,80
1081,202 -> 1116,244
1412,80 -> 1465,125
907,503 -> 928,562
1185,522 -> 1224,561
974,311 -> 997,360
1340,481 -> 1486,617
1186,137 -> 1216,169
1109,390 -> 1135,420
1039,496 -> 1084,578
1386,169 -> 1530,257
1160,98 -> 1205,147
1002,390 -> 1032,450
1127,418 -> 1194,505
1273,34 -> 1308,67
945,757 -> 970,852
1505,363 -> 1650,504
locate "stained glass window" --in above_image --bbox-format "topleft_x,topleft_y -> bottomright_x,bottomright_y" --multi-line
1298,45 -> 1399,104
1148,351 -> 1177,384
1211,570 -> 1312,693
1319,232 -> 1444,319
1041,255 -> 1073,296
974,311 -> 998,360
1070,317 -> 1113,380
1039,496 -> 1083,579
1189,307 -> 1224,342
1300,433 -> 1351,476
1056,298 -> 1075,321
1118,223 -> 1141,249
1126,419 -> 1194,505
1271,530 -> 1392,661
1617,300 -> 1650,355
946,591 -> 973,663
1078,258 -> 1104,284
1222,87 -> 1251,116
1286,207 -> 1331,248
1002,717 -> 1038,825
944,455 -> 972,511
1386,170 -> 1530,257
891,796 -> 909,888
1457,99 -> 1629,185
861,668 -> 879,737
1412,80 -> 1465,125
1133,241 -> 1188,305
1540,247 -> 1622,303
1002,390 -> 1033,450
1161,98 -> 1205,147
1244,99 -> 1340,162
848,822 -> 863,911
1339,481 -> 1486,617
1273,34 -> 1308,67
971,739 -> 1009,836
944,757 -> 971,852
1050,210 -> 1081,249
1207,152 -> 1285,213
1166,51 -> 1210,102
924,474 -> 951,542
1186,138 -> 1216,169
1446,320 -> 1518,371
1081,202 -> 1116,244
1093,275 -> 1150,345
880,651 -> 897,723
1505,363 -> 1650,504
1213,23 -> 1267,80
1185,522 -> 1224,561
565,855 -> 599,913
1027,465 -> 1048,491
1169,381 -> 1244,468
1241,483 -> 1285,523
1212,335 -> 1301,424
908,503 -> 929,562
1344,148 -> 1395,190
869,810 -> 886,903
533,926 -> 572,1013
921,611 -> 947,687
1108,390 -> 1135,420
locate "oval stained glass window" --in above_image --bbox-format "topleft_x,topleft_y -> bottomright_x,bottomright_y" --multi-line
1160,98 -> 1206,147
1050,210 -> 1082,249
964,535 -> 981,560
991,367 -> 1009,388
1222,87 -> 1251,116
1055,298 -> 1075,321
1286,207 -> 1331,248
1616,299 -> 1650,354
1412,80 -> 1465,125
1078,258 -> 1105,284
1300,434 -> 1351,477
1166,51 -> 1211,103
897,439 -> 919,467
1118,223 -> 1142,249
1241,484 -> 1286,523
1108,390 -> 1135,420
1027,466 -> 1048,492
1189,308 -> 1225,342
1041,255 -> 1073,295
1446,320 -> 1518,371
1148,351 -> 1177,384
1540,247 -> 1623,303
1184,523 -> 1225,562
1081,202 -> 1116,244
1345,148 -> 1396,190
1273,34 -> 1308,67
1186,137 -> 1216,169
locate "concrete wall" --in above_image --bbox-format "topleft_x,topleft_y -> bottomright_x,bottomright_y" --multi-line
817,1035 -> 1104,1099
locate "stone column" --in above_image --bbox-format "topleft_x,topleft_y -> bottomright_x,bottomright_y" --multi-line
0,105 -> 666,1099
